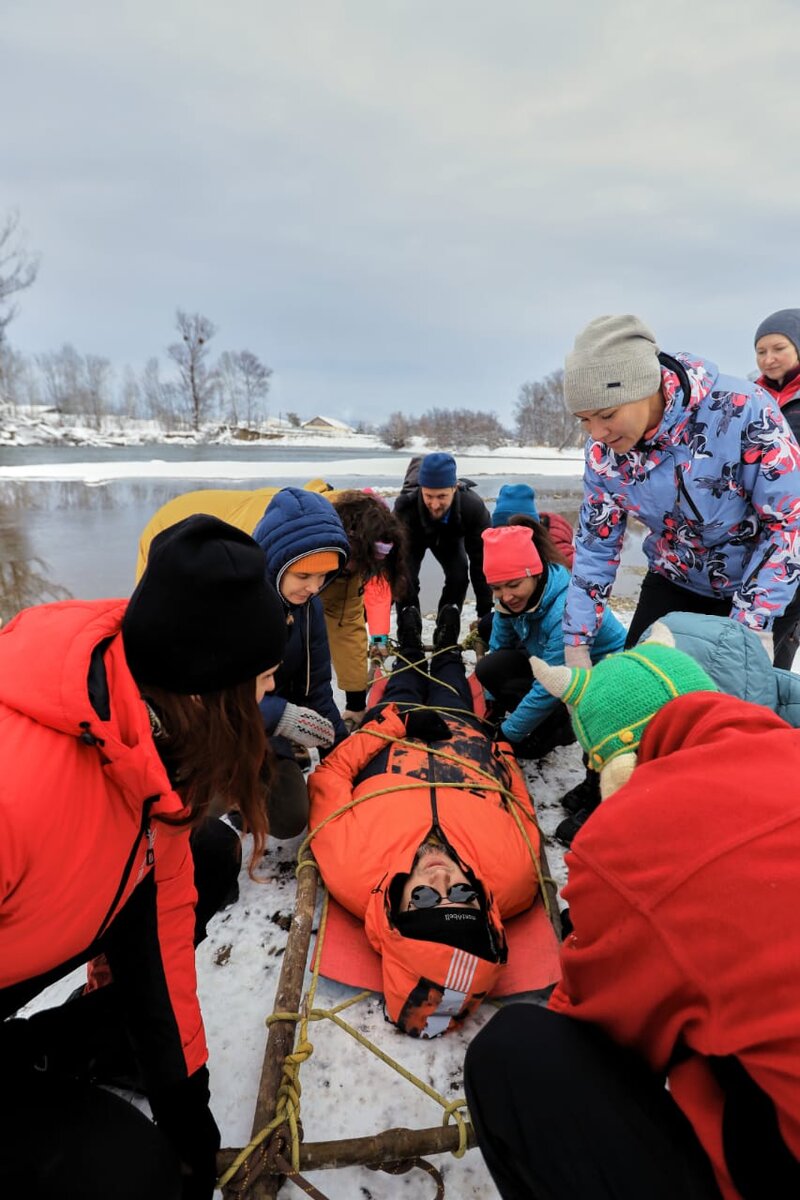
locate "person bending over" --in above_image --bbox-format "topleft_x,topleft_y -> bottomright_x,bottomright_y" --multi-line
393,452 -> 492,621
561,314 -> 800,666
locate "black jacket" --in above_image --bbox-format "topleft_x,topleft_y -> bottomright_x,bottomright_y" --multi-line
394,482 -> 492,615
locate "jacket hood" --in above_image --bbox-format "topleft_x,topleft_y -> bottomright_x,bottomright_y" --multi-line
0,598 -> 177,807
638,690 -> 788,766
364,843 -> 507,1037
251,487 -> 349,595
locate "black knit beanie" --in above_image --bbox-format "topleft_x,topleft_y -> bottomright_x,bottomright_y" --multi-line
122,514 -> 286,694
393,906 -> 498,962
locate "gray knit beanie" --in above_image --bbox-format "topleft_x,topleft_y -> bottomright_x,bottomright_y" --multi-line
754,309 -> 800,355
563,315 -> 662,415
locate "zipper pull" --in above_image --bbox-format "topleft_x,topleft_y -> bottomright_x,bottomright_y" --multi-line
145,824 -> 155,866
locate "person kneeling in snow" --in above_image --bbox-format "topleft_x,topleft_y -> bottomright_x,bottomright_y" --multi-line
465,633 -> 800,1200
307,605 -> 543,1038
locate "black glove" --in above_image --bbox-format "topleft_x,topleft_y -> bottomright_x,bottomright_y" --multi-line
404,710 -> 452,742
149,1066 -> 220,1200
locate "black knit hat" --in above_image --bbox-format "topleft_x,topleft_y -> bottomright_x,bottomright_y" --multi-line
393,906 -> 498,962
122,514 -> 286,694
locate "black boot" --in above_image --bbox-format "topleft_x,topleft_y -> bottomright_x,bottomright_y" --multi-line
555,771 -> 602,847
433,603 -> 461,652
560,770 -> 601,814
396,604 -> 423,652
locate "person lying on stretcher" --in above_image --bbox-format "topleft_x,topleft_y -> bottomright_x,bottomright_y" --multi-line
307,605 -> 543,1038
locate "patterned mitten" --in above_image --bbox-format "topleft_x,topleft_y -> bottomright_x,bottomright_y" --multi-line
275,704 -> 335,748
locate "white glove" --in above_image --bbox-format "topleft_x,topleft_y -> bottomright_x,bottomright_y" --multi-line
755,628 -> 774,664
275,703 -> 336,748
564,643 -> 593,671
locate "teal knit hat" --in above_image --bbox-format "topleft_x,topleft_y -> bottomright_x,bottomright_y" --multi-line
532,642 -> 717,771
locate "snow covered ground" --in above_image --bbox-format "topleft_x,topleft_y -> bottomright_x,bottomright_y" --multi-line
0,447 -> 583,485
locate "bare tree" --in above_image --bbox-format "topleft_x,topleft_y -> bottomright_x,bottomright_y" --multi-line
36,344 -> 112,430
417,406 -> 508,451
167,310 -> 218,431
0,211 -> 39,346
217,349 -> 272,427
514,369 -> 580,449
0,345 -> 38,413
379,411 -> 412,449
141,357 -> 181,431
286,411 -> 302,428
117,365 -> 142,420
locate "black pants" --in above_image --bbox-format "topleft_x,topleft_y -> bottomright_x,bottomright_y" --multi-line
0,817 -> 241,1199
407,537 -> 471,614
627,571 -> 800,668
475,648 -> 575,755
0,1071 -> 182,1199
377,644 -> 475,717
464,1004 -> 723,1200
773,584 -> 800,670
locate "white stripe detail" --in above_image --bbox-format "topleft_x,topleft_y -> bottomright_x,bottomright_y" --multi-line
444,949 -> 478,996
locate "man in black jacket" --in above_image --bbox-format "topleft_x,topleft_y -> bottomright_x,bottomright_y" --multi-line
393,452 -> 492,619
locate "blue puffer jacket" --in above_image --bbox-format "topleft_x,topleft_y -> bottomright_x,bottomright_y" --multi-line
252,488 -> 350,742
642,611 -> 800,728
490,562 -> 626,741
565,352 -> 800,645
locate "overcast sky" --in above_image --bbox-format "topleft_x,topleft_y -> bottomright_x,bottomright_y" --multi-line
2,0 -> 798,423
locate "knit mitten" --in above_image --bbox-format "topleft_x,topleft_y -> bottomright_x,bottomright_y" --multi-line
275,704 -> 335,748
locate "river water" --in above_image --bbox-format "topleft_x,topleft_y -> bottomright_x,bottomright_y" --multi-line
0,444 -> 646,623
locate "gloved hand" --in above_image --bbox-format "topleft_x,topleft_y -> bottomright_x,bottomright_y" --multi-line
275,703 -> 335,748
755,628 -> 774,663
149,1066 -> 220,1200
564,643 -> 593,671
369,635 -> 391,661
404,710 -> 452,742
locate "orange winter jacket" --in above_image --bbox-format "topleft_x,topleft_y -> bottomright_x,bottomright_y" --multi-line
0,600 -> 206,1087
549,692 -> 800,1199
308,704 -> 541,1036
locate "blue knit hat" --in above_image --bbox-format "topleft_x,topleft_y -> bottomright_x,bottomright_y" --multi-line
418,452 -> 457,488
491,483 -> 540,527
754,309 -> 800,355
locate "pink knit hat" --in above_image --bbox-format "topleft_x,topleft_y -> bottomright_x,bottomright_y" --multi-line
481,526 -> 543,584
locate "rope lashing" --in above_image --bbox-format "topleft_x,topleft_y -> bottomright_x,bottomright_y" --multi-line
220,701 -> 548,1194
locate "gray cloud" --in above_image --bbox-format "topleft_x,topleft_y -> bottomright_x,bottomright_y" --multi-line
1,0 -> 797,422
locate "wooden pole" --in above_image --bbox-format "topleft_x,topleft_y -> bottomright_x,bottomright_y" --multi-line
218,1120 -> 474,1176
221,857 -> 319,1199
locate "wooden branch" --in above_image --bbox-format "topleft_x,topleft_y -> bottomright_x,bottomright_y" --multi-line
218,1120 -> 475,1175
222,857 -> 319,1200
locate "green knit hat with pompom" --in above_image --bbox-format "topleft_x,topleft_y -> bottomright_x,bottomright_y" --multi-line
535,642 -> 718,771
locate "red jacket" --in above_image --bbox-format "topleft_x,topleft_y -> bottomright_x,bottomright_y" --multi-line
308,705 -> 540,1036
549,692 -> 800,1199
0,600 -> 206,1086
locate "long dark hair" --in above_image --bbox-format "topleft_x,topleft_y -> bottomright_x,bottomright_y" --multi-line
507,515 -> 571,570
143,679 -> 271,871
331,491 -> 410,601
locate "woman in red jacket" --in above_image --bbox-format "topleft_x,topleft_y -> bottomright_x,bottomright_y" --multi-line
0,516 -> 286,1200
755,308 -> 800,669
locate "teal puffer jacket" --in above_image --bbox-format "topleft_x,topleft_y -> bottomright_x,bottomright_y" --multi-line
641,611 -> 800,728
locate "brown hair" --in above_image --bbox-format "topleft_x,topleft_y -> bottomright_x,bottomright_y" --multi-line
143,679 -> 271,872
507,515 -> 571,571
331,491 -> 410,601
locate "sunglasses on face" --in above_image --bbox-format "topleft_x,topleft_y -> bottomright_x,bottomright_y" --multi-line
410,883 -> 478,909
